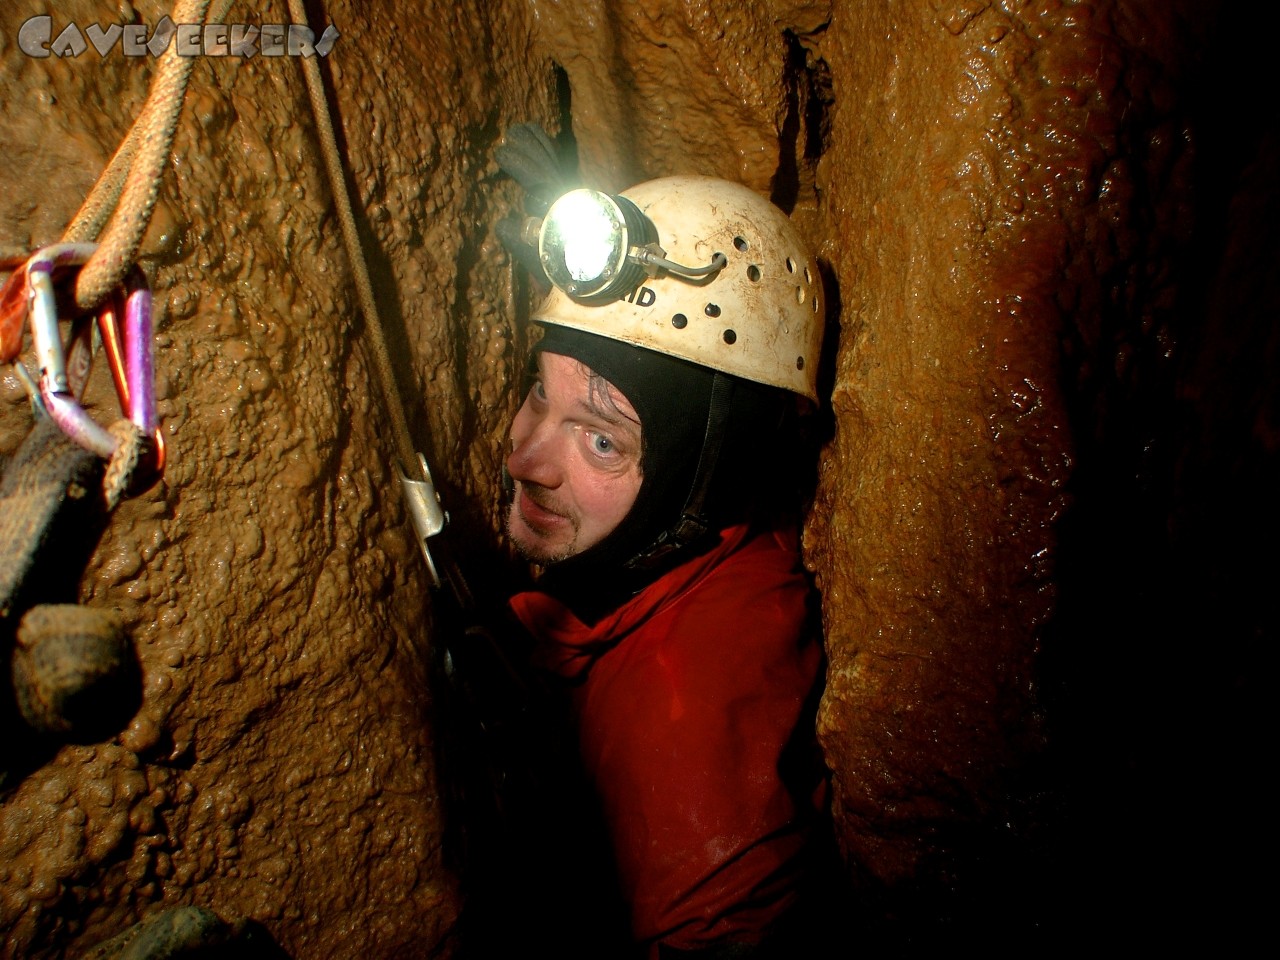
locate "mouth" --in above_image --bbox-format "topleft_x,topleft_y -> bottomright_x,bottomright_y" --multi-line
516,485 -> 571,534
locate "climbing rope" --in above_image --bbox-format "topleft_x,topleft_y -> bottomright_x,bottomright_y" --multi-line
286,0 -> 416,473
103,420 -> 148,511
287,0 -> 457,593
65,0 -> 234,312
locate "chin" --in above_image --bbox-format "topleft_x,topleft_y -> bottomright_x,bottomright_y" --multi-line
514,540 -> 577,567
507,506 -> 575,565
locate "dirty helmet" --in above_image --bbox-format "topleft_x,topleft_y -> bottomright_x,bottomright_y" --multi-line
522,176 -> 825,607
532,176 -> 824,402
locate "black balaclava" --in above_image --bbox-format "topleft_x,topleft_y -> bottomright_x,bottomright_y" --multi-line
518,324 -> 791,622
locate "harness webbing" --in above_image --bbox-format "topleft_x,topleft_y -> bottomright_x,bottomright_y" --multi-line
0,420 -> 101,624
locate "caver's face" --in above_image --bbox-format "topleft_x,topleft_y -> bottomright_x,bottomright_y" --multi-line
505,350 -> 643,564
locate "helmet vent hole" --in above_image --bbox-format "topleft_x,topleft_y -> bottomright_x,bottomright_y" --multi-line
672,313 -> 688,329
797,356 -> 805,370
723,329 -> 737,345
805,266 -> 813,283
795,287 -> 805,304
786,257 -> 797,273
734,237 -> 749,252
812,296 -> 820,314
746,265 -> 761,282
705,303 -> 721,318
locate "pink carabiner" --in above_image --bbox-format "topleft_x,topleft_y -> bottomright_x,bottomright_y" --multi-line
2,244 -> 163,485
96,273 -> 165,479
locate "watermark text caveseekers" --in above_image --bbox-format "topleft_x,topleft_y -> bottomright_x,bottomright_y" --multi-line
19,16 -> 340,59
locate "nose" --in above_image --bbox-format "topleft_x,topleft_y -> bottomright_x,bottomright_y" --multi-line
506,397 -> 561,489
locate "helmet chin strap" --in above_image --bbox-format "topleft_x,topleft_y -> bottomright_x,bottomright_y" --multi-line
626,372 -> 735,571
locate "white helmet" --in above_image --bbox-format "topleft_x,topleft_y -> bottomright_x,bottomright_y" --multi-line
532,176 -> 824,403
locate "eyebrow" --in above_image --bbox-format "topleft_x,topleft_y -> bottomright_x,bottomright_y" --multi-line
577,393 -> 641,437
535,352 -> 642,438
581,375 -> 641,438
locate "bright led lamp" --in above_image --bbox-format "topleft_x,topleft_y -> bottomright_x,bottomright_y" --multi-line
537,188 -> 726,303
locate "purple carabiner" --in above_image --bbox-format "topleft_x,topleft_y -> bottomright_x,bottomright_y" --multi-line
94,266 -> 157,435
97,268 -> 165,478
20,244 -> 159,465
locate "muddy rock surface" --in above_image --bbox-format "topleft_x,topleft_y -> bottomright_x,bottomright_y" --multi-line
0,0 -> 548,955
1,0 -> 1271,956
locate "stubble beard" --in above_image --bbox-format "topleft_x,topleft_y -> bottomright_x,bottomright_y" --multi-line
506,485 -> 579,566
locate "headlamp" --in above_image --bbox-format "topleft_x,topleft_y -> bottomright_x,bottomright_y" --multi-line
537,188 -> 726,304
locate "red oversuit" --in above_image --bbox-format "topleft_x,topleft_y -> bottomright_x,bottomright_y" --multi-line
510,521 -> 827,955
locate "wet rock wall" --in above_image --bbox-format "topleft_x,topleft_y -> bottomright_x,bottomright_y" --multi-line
1,0 -> 1271,955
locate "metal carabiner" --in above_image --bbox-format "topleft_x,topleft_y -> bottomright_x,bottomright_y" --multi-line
1,244 -> 98,364
401,452 -> 448,590
95,269 -> 166,477
2,243 -> 95,420
1,243 -> 163,484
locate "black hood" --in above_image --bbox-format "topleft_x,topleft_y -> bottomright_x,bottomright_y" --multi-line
523,324 -> 790,621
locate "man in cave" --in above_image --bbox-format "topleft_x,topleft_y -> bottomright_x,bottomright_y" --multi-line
485,167 -> 836,958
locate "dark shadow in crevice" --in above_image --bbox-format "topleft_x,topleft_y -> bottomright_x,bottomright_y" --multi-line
772,29 -> 834,214
793,257 -> 842,518
1024,5 -> 1275,952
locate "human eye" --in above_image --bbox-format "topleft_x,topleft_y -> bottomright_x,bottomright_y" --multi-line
584,430 -> 620,461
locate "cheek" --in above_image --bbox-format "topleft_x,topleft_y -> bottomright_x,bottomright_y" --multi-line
579,465 -> 643,531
